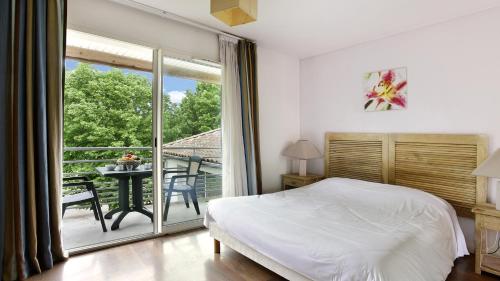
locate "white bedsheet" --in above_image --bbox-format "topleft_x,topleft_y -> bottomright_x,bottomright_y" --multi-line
204,178 -> 468,281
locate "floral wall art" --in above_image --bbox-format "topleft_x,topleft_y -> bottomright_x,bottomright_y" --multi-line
364,67 -> 407,111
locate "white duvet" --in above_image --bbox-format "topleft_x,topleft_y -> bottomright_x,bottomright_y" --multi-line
204,178 -> 468,281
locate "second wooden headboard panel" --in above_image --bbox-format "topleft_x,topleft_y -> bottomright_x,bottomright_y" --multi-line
389,134 -> 488,217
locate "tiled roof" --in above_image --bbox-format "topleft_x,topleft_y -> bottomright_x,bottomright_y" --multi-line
162,129 -> 221,164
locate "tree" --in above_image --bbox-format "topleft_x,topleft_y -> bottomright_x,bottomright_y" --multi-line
64,63 -> 221,172
162,94 -> 179,143
164,82 -> 221,142
64,63 -> 154,174
65,63 -> 153,148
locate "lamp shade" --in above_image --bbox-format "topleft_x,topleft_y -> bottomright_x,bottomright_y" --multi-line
472,149 -> 500,178
283,140 -> 322,160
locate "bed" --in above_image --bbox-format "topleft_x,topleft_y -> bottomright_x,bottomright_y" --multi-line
204,133 -> 489,281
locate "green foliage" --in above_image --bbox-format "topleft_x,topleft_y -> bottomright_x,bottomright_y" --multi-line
63,62 -> 221,174
164,82 -> 221,142
64,64 -> 153,176
65,63 -> 153,149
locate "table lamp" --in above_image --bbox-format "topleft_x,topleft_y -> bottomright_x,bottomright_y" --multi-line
472,148 -> 500,210
283,140 -> 322,176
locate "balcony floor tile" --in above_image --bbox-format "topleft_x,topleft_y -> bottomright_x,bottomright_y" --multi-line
63,201 -> 208,250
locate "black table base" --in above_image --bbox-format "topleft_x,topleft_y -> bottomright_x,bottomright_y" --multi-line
105,176 -> 153,230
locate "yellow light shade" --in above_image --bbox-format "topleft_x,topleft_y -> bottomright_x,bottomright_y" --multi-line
211,0 -> 257,27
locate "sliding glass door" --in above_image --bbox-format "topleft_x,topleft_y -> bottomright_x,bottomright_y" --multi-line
63,30 -> 159,251
62,29 -> 223,251
160,56 -> 223,231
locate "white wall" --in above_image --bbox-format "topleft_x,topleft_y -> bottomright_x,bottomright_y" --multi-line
258,47 -> 301,193
299,8 -> 500,250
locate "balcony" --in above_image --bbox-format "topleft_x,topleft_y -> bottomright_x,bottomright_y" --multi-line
62,146 -> 221,250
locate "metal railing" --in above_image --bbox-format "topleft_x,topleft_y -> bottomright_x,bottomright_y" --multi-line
63,146 -> 222,210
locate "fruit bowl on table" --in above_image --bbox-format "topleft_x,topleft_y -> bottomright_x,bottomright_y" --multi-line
116,159 -> 141,170
117,153 -> 141,170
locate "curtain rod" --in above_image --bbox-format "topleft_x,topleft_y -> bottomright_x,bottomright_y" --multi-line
111,0 -> 254,42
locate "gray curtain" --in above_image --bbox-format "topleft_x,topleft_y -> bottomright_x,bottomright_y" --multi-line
238,40 -> 262,195
1,0 -> 67,279
0,0 -> 11,278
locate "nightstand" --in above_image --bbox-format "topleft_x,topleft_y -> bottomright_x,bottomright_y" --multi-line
473,204 -> 500,276
281,173 -> 323,190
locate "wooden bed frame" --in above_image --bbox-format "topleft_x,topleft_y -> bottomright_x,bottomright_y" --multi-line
210,132 -> 489,280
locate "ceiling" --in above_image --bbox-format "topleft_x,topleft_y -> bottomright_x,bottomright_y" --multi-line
127,0 -> 500,59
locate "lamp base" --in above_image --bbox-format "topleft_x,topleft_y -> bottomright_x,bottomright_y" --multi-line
298,160 -> 307,177
497,181 -> 500,211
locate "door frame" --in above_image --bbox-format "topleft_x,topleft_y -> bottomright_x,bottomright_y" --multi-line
152,49 -> 164,233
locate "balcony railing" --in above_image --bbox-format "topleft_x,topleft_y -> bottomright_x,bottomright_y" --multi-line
63,146 -> 222,210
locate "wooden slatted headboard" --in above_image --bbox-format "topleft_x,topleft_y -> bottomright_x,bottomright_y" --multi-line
324,133 -> 389,184
389,134 -> 488,217
325,132 -> 488,217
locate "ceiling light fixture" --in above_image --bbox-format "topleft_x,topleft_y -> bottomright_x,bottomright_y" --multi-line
210,0 -> 257,27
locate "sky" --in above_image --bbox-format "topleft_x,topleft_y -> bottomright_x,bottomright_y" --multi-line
65,59 -> 195,104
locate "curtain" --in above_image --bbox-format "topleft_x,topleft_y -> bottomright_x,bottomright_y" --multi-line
238,40 -> 262,195
1,0 -> 67,279
0,0 -> 11,278
220,35 -> 262,197
220,35 -> 249,197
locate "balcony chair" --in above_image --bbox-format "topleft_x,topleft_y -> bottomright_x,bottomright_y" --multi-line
163,156 -> 203,221
62,176 -> 107,232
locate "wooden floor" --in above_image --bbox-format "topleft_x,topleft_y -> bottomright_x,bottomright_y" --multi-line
28,229 -> 499,281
